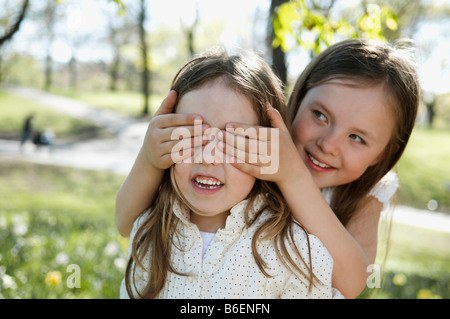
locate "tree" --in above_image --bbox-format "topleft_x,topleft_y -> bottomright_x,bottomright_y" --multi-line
0,0 -> 30,48
268,0 -> 289,85
180,0 -> 199,57
40,0 -> 63,91
104,7 -> 136,92
272,0 -> 398,58
139,0 -> 150,116
0,0 -> 125,50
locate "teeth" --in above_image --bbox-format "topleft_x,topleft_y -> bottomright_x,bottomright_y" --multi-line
308,153 -> 331,168
194,177 -> 223,189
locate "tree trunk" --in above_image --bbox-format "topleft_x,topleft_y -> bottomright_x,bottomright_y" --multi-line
187,28 -> 195,57
44,53 -> 53,91
69,56 -> 78,90
109,52 -> 120,92
268,0 -> 289,85
272,45 -> 287,85
139,0 -> 150,116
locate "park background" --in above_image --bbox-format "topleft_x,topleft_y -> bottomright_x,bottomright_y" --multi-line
0,0 -> 449,299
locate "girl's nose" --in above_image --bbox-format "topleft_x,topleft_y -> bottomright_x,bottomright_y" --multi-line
316,130 -> 341,157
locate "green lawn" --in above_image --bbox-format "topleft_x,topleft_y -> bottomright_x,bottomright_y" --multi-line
397,127 -> 450,212
368,220 -> 450,298
0,160 -> 448,299
0,88 -> 448,299
0,161 -> 127,298
49,88 -> 165,117
2,88 -> 449,214
0,90 -> 108,141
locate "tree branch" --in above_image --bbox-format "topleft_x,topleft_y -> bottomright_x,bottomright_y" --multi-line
0,0 -> 30,48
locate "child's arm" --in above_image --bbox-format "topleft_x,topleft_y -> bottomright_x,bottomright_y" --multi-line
115,148 -> 164,237
275,169 -> 374,298
115,91 -> 206,237
219,106 -> 372,298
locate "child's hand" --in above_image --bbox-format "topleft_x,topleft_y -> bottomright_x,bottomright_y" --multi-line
217,104 -> 307,186
142,90 -> 208,169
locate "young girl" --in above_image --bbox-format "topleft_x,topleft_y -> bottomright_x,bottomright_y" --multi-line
120,49 -> 343,299
116,39 -> 420,298
217,38 -> 419,298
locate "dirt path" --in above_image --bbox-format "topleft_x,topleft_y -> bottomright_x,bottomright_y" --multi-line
1,85 -> 148,175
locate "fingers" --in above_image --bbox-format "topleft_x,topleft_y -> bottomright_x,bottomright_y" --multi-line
223,103 -> 289,135
150,110 -> 209,144
217,127 -> 276,163
154,113 -> 205,132
161,134 -> 208,159
221,123 -> 270,141
159,121 -> 209,143
152,90 -> 206,137
153,90 -> 177,116
265,103 -> 289,133
151,135 -> 208,169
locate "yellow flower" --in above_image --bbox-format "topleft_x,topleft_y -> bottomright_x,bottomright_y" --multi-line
417,289 -> 442,299
45,271 -> 62,286
392,273 -> 407,286
417,289 -> 432,299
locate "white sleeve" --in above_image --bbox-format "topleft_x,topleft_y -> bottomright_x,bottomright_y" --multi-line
368,171 -> 399,210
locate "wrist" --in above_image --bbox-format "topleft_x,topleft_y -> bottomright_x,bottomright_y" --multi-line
276,156 -> 309,190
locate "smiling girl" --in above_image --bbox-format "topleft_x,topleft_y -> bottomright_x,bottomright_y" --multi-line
116,39 -> 419,298
120,49 -> 342,299
218,39 -> 419,298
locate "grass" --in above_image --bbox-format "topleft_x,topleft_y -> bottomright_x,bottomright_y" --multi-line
368,221 -> 450,298
397,127 -> 450,212
49,88 -> 165,117
0,90 -> 107,141
0,161 -> 448,299
0,160 -> 127,299
2,87 -> 448,212
0,87 -> 449,298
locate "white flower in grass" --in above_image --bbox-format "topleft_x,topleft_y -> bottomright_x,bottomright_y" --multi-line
56,252 -> 69,266
2,274 -> 18,290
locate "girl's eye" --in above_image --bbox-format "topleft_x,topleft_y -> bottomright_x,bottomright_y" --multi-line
350,134 -> 365,144
313,110 -> 327,122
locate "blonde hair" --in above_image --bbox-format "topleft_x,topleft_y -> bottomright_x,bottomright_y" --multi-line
125,48 -> 318,298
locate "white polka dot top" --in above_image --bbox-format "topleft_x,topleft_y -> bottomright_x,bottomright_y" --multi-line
120,194 -> 344,299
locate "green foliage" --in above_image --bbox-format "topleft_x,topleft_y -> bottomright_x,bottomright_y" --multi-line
1,53 -> 44,87
273,0 -> 399,55
357,4 -> 398,40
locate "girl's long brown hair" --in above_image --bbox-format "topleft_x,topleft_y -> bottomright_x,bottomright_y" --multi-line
288,38 -> 420,226
125,48 -> 318,298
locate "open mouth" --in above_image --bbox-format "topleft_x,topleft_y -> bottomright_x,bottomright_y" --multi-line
306,152 -> 335,171
193,176 -> 224,190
